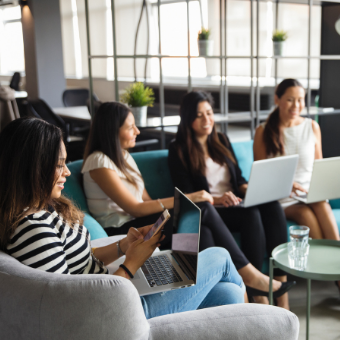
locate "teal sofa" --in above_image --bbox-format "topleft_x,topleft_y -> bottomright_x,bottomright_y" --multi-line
64,141 -> 340,243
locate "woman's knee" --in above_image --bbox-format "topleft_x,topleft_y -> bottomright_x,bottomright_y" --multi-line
197,282 -> 244,309
309,201 -> 332,214
198,201 -> 219,218
199,247 -> 232,271
286,204 -> 316,225
201,247 -> 231,261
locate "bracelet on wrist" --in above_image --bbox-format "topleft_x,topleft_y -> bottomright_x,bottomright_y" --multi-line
117,240 -> 125,257
119,264 -> 134,279
157,198 -> 165,211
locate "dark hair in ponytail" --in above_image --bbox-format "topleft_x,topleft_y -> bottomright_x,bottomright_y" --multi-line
263,79 -> 304,156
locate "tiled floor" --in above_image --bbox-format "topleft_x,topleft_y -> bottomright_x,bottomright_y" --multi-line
288,277 -> 340,340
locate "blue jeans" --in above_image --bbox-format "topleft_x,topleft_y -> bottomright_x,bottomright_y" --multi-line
140,247 -> 245,319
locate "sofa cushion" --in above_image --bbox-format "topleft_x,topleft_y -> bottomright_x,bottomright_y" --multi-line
64,160 -> 89,212
131,150 -> 174,199
231,140 -> 254,181
64,160 -> 108,240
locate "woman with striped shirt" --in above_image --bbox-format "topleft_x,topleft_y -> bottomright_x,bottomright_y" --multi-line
254,78 -> 339,242
0,117 -> 246,319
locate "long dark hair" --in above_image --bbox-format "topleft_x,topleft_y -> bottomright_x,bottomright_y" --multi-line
263,78 -> 304,156
175,91 -> 235,176
0,117 -> 83,251
83,101 -> 140,187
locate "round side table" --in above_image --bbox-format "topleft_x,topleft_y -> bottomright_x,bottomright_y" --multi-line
269,239 -> 340,340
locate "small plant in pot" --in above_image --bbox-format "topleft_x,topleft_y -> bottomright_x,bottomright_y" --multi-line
272,30 -> 288,56
120,82 -> 155,126
198,28 -> 214,57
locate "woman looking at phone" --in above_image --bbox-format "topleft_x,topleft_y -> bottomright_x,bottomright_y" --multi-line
168,91 -> 293,309
82,101 -> 293,307
0,117 -> 246,319
253,78 -> 339,242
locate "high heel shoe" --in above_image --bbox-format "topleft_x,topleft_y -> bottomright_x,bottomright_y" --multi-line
246,281 -> 296,299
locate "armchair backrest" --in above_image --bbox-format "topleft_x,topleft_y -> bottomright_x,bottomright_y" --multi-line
0,250 -> 150,340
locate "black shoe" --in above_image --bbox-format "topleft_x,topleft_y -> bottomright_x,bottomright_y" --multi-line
246,281 -> 296,299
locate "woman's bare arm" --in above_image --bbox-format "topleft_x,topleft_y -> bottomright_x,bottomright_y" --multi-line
253,125 -> 268,161
312,120 -> 323,160
90,168 -> 173,217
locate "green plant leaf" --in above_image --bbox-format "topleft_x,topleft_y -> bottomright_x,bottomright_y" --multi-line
198,27 -> 211,40
272,30 -> 288,42
120,82 -> 155,107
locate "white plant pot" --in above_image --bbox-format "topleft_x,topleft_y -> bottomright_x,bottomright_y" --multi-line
130,106 -> 147,126
273,41 -> 284,56
198,40 -> 214,57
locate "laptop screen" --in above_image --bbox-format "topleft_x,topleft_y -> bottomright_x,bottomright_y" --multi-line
172,188 -> 201,280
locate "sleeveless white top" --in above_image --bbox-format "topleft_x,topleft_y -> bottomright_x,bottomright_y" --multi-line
82,151 -> 144,229
280,118 -> 316,190
262,118 -> 315,190
205,157 -> 233,195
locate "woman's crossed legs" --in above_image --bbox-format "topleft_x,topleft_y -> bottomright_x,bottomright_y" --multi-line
140,247 -> 245,319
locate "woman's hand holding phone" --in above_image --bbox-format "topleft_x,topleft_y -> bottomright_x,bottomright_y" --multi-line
123,231 -> 165,275
121,224 -> 159,253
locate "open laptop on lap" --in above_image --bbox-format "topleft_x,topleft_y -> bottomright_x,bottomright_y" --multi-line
294,156 -> 340,204
114,187 -> 201,296
226,155 -> 299,208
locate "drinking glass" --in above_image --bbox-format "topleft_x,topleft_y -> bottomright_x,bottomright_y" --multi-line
288,225 -> 310,271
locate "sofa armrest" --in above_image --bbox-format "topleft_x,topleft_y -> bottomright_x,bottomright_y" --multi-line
148,304 -> 299,340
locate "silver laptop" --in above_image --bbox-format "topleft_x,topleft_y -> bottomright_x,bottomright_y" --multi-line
115,187 -> 201,296
294,156 -> 340,204
228,155 -> 299,208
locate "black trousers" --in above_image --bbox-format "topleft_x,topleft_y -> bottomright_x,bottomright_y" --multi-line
105,201 -> 286,276
105,203 -> 249,270
215,201 -> 287,276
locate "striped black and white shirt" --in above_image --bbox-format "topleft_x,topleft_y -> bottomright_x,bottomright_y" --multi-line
7,206 -> 108,275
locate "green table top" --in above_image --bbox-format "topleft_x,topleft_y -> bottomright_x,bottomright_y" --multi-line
272,239 -> 340,280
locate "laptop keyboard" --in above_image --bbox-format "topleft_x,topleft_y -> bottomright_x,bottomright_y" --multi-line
141,255 -> 183,287
183,254 -> 197,270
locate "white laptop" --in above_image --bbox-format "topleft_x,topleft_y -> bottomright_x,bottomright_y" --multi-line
294,157 -> 340,204
114,187 -> 201,296
227,155 -> 299,208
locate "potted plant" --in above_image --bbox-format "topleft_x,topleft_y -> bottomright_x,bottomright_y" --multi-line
120,82 -> 155,126
198,28 -> 214,57
272,30 -> 288,56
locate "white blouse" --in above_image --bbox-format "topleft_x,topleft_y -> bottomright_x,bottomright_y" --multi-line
82,151 -> 144,228
280,118 -> 316,191
205,157 -> 233,195
262,118 -> 316,208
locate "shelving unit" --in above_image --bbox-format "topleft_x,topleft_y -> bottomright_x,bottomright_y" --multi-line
84,0 -> 340,147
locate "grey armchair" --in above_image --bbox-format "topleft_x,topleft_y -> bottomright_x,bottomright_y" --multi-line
0,250 -> 299,340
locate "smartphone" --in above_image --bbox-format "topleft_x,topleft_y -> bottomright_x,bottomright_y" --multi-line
144,209 -> 171,241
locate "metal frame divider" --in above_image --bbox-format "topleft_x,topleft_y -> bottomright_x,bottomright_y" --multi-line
187,0 -> 192,92
256,0 -> 260,128
83,0 -> 337,145
250,0 -> 255,139
158,0 -> 165,149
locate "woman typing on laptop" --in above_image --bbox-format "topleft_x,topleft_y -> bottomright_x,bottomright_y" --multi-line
253,78 -> 339,242
168,91 -> 292,309
0,117 -> 247,319
81,100 -> 294,309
